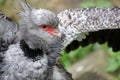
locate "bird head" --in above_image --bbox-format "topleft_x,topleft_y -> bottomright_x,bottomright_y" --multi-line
18,1 -> 62,50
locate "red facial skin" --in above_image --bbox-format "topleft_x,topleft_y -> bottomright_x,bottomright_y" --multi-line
40,25 -> 61,37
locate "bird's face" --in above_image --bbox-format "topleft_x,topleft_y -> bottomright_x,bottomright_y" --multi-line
30,9 -> 61,37
19,8 -> 61,50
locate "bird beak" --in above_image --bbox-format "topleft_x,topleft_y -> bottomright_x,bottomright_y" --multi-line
52,29 -> 61,37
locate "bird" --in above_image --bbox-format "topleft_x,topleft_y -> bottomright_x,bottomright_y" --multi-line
57,7 -> 120,52
0,1 -> 72,80
0,0 -> 119,80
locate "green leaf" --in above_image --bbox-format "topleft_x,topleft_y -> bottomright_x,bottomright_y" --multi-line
96,0 -> 112,7
80,0 -> 112,8
80,1 -> 95,7
106,58 -> 120,72
0,0 -> 5,7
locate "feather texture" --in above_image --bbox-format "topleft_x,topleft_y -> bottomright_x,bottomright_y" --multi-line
0,12 -> 18,52
0,1 -> 72,80
58,7 -> 120,48
1,1 -> 120,79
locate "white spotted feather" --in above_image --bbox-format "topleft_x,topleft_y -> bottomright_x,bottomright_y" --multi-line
58,7 -> 120,47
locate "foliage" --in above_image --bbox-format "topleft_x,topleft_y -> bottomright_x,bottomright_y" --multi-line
80,0 -> 112,7
60,44 -> 95,68
0,0 -> 5,7
106,48 -> 120,79
99,43 -> 120,79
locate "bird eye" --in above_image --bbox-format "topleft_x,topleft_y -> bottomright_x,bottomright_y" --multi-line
41,25 -> 47,28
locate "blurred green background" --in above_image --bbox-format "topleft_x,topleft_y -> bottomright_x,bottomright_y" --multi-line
0,0 -> 120,79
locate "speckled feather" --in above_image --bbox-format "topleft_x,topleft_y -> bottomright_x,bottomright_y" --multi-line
58,7 -> 120,47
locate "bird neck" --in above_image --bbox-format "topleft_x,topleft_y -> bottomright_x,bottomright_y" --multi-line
20,39 -> 44,61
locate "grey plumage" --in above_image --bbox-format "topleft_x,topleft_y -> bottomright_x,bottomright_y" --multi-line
0,0 -> 72,80
0,12 -> 18,52
0,0 -> 119,80
0,13 -> 19,79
